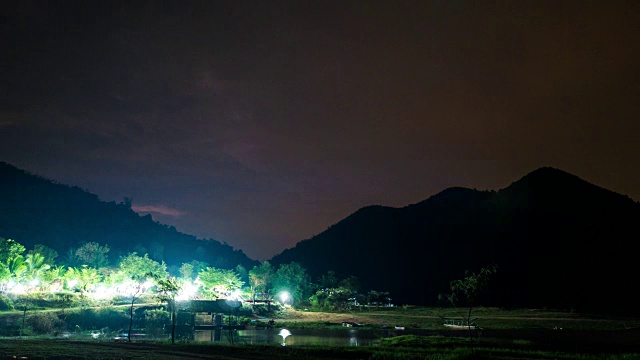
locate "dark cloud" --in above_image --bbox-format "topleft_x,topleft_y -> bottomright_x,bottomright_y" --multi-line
1,1 -> 639,260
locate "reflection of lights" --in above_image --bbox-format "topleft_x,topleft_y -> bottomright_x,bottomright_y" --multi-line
349,329 -> 358,346
278,328 -> 291,346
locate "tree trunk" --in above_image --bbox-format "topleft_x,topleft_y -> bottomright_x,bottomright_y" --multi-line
171,301 -> 176,344
128,298 -> 135,342
467,306 -> 475,354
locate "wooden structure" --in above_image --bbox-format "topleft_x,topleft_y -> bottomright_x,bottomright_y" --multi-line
176,299 -> 245,343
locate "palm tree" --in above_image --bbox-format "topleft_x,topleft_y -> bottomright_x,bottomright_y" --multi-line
24,253 -> 51,284
65,266 -> 102,293
7,256 -> 26,281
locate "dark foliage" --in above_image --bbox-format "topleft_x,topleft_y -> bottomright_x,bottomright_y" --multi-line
27,312 -> 66,334
0,162 -> 258,271
0,294 -> 14,311
63,307 -> 129,331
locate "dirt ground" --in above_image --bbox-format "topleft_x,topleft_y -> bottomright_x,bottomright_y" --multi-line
274,308 -> 385,325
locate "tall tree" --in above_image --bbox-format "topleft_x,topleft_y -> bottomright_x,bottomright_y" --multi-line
249,261 -> 274,302
150,274 -> 180,344
117,252 -> 168,341
118,252 -> 167,280
24,253 -> 51,285
75,242 -> 110,268
29,244 -> 58,266
0,238 -> 26,285
273,262 -> 311,306
198,267 -> 243,299
440,264 -> 498,345
65,266 -> 102,293
0,238 -> 25,264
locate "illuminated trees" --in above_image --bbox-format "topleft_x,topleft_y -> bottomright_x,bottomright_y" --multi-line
24,253 -> 51,283
118,253 -> 167,281
0,238 -> 25,263
6,256 -> 26,282
273,262 -> 311,306
64,266 -> 102,293
113,253 -> 168,342
178,260 -> 208,281
249,261 -> 274,302
29,244 -> 58,266
150,274 -> 180,344
197,267 -> 244,299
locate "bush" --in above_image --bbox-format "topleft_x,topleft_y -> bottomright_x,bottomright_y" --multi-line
0,294 -> 14,311
11,292 -> 95,310
64,307 -> 129,332
27,312 -> 66,334
144,308 -> 170,337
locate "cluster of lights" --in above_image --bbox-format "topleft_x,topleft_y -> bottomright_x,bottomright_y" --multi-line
1,276 -> 252,303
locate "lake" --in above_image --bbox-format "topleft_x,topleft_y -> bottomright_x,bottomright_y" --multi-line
194,327 -> 466,346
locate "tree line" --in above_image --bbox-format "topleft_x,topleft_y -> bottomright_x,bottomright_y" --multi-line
0,237 -> 393,311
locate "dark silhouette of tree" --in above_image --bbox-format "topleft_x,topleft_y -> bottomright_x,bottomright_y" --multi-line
440,264 -> 498,347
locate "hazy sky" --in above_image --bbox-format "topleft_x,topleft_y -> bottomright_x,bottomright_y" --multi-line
2,1 -> 639,260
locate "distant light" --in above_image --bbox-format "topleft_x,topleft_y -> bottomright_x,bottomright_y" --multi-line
176,281 -> 200,301
279,291 -> 290,304
68,279 -> 79,289
230,289 -> 243,301
10,283 -> 27,294
91,285 -> 112,300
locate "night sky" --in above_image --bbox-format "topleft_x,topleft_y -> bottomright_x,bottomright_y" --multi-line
2,1 -> 639,260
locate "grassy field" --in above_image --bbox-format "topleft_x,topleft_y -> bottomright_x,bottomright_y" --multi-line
1,306 -> 639,360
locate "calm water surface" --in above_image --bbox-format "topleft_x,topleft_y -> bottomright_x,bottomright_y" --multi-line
194,328 -> 446,346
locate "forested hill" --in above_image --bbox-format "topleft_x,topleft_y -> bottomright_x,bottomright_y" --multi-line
271,167 -> 640,314
0,162 -> 258,271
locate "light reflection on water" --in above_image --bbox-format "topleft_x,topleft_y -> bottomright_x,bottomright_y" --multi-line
194,328 -> 401,346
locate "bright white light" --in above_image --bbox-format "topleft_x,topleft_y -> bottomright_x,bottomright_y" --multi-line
30,279 -> 40,287
10,283 -> 27,294
279,328 -> 291,346
142,280 -> 154,290
7,280 -> 16,289
67,279 -> 79,289
90,285 -> 113,300
115,280 -> 140,296
279,291 -> 290,304
229,289 -> 243,301
176,281 -> 200,301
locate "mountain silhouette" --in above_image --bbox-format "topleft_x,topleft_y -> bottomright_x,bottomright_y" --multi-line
0,162 -> 257,271
271,167 -> 640,314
